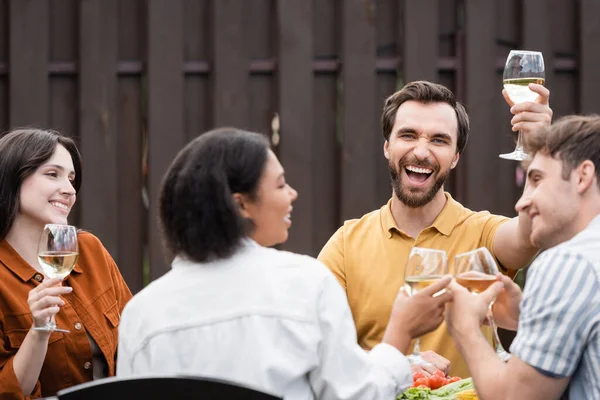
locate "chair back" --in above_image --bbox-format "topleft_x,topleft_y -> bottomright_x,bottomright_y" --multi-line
56,375 -> 283,400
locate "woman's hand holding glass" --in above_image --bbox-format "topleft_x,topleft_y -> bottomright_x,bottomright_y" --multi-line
28,277 -> 72,333
396,248 -> 453,366
32,224 -> 78,333
383,275 -> 453,359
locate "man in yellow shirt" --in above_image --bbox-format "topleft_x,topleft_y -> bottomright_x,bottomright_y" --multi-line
318,80 -> 552,378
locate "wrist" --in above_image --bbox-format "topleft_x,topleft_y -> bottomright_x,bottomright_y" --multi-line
29,326 -> 51,342
382,323 -> 412,355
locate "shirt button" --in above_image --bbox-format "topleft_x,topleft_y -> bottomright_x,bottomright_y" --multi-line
84,361 -> 92,370
34,274 -> 43,282
74,322 -> 82,331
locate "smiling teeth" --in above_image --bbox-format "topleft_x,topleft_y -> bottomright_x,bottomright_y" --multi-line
406,166 -> 433,174
51,202 -> 68,211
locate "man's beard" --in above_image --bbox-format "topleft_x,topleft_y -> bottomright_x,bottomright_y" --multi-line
388,157 -> 450,208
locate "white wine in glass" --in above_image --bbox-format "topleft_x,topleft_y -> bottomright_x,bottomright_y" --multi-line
500,50 -> 545,161
33,224 -> 79,333
453,247 -> 511,362
404,247 -> 448,366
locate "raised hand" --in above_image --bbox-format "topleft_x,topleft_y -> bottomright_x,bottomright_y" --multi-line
503,83 -> 552,136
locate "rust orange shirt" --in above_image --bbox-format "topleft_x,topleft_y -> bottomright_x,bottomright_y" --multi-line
0,232 -> 132,399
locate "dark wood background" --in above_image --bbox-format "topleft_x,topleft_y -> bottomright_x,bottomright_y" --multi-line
1,0 -> 598,294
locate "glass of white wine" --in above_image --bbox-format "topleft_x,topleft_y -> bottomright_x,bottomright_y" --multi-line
33,224 -> 79,333
404,247 -> 448,366
499,50 -> 545,161
453,247 -> 511,361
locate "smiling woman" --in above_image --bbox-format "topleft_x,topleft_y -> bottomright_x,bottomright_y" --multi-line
0,128 -> 132,398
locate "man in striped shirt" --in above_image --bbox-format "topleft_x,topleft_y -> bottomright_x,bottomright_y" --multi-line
446,115 -> 600,399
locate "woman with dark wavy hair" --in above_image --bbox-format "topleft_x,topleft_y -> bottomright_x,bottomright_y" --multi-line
0,129 -> 132,398
117,127 -> 452,399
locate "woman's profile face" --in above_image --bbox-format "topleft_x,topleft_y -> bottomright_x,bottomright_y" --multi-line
16,144 -> 77,230
243,150 -> 298,247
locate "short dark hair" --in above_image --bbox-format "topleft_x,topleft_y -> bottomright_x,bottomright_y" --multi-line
159,127 -> 270,263
0,128 -> 82,240
524,114 -> 600,186
381,81 -> 470,154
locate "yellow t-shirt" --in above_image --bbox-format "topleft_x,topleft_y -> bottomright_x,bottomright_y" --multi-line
317,192 -> 509,378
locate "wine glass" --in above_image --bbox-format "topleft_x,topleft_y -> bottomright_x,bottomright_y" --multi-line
32,224 -> 79,333
499,50 -> 545,161
453,247 -> 511,361
403,247 -> 448,366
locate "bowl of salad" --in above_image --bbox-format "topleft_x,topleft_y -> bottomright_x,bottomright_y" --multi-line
398,370 -> 477,400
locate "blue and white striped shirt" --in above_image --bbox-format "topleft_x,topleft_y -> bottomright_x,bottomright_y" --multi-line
510,215 -> 600,399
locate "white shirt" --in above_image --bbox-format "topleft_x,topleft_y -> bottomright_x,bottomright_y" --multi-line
117,240 -> 412,399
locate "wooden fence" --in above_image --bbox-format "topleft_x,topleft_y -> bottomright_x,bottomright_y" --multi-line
1,0 -> 598,294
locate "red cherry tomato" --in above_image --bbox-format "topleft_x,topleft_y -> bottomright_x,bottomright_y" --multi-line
448,376 -> 461,383
414,377 -> 430,388
428,375 -> 446,390
413,371 -> 425,382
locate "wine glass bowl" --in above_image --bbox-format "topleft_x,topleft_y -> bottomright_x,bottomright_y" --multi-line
499,50 -> 545,161
33,224 -> 79,333
404,247 -> 448,365
453,247 -> 512,362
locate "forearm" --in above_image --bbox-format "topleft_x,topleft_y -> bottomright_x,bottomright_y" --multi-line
12,329 -> 50,395
381,323 -> 412,355
494,218 -> 538,270
455,328 -> 509,400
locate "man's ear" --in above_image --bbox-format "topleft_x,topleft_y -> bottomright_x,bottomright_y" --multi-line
232,193 -> 252,219
450,152 -> 460,169
384,141 -> 390,160
576,160 -> 596,194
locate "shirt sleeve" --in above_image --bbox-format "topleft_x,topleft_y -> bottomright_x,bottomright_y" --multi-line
317,226 -> 347,290
510,249 -> 600,377
309,271 -> 412,399
0,333 -> 43,399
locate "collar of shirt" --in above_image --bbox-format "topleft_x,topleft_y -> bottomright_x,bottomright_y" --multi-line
0,239 -> 83,282
171,238 -> 260,269
381,192 -> 463,239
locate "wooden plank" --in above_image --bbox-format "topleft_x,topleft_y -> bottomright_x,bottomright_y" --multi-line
50,77 -> 80,225
523,0 -> 555,100
79,0 -> 119,256
183,0 -> 209,61
118,0 -> 145,61
50,0 -> 77,61
580,0 -> 600,114
404,0 -> 438,82
9,0 -> 48,127
116,0 -> 145,292
312,0 -> 339,252
212,0 -> 248,128
117,77 -> 144,293
147,0 -> 185,280
464,0 -> 503,212
276,0 -> 313,255
51,1 -> 81,229
340,0 -> 378,220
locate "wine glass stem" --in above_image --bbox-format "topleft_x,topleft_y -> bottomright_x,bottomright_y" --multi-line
412,337 -> 421,357
487,305 -> 509,360
515,130 -> 524,153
